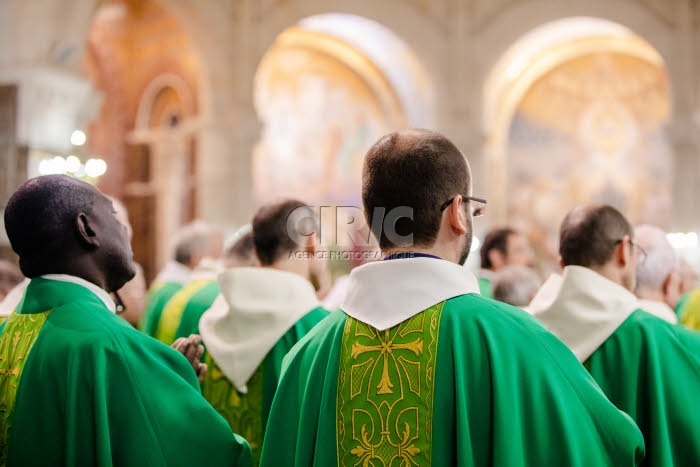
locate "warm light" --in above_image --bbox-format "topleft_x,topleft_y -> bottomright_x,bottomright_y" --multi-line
66,155 -> 81,173
470,236 -> 481,253
38,156 -> 68,175
70,130 -> 87,146
667,232 -> 699,250
85,158 -> 107,177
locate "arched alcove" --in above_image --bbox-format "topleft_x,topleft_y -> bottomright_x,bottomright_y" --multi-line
253,13 -> 435,207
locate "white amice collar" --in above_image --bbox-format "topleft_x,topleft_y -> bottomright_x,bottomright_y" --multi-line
536,266 -> 640,362
41,274 -> 116,313
341,257 -> 481,331
637,299 -> 678,324
199,267 -> 320,393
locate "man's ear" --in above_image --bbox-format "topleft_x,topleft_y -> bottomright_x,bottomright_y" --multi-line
76,212 -> 100,249
617,235 -> 632,267
447,196 -> 467,236
303,232 -> 318,254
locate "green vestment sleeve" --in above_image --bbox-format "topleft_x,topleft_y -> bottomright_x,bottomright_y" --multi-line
260,295 -> 644,466
586,310 -> 700,466
3,278 -> 252,467
140,281 -> 183,336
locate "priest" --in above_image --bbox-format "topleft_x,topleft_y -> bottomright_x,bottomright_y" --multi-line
0,175 -> 251,466
477,227 -> 534,298
153,225 -> 259,345
259,130 -> 644,466
632,225 -> 680,324
140,220 -> 222,336
538,204 -> 700,466
199,200 -> 329,465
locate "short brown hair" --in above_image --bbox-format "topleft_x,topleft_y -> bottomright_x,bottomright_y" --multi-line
252,199 -> 314,266
480,228 -> 516,269
560,205 -> 633,268
362,129 -> 470,249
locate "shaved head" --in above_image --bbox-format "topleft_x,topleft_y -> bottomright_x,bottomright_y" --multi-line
362,129 -> 470,249
559,205 -> 633,268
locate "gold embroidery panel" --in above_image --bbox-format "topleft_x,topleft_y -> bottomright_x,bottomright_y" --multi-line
155,280 -> 210,345
336,303 -> 444,467
201,353 -> 265,466
0,311 -> 50,465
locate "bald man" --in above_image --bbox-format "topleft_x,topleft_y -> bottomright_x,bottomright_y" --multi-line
260,130 -> 643,466
538,205 -> 700,466
0,175 -> 251,466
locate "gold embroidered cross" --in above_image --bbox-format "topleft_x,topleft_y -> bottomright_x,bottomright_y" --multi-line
351,329 -> 423,394
0,331 -> 22,412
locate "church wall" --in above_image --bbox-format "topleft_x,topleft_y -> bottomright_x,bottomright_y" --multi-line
1,0 -> 699,260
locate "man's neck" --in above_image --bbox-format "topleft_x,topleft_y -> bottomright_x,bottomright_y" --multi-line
586,264 -> 629,291
636,288 -> 665,303
383,245 -> 458,264
267,257 -> 309,282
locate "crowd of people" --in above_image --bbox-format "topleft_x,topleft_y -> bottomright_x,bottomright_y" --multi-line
1,128 -> 700,466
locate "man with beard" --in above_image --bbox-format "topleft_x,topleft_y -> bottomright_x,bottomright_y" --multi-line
199,200 -> 329,464
259,130 -> 644,466
0,175 -> 251,466
538,205 -> 700,466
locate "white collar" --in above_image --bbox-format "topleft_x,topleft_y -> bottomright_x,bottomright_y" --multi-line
189,257 -> 223,281
636,299 -> 678,324
154,261 -> 191,285
0,279 -> 29,317
41,274 -> 116,313
524,273 -> 563,315
342,257 -> 480,330
536,266 -> 639,362
199,267 -> 320,393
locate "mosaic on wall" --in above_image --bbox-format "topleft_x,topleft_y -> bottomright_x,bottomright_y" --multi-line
507,52 -> 671,267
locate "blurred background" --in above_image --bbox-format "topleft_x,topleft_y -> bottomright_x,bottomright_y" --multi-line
0,0 -> 699,283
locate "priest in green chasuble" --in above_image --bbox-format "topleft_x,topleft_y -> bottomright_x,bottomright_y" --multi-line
537,205 -> 700,466
153,226 -> 259,346
259,130 -> 644,466
199,200 -> 329,465
140,220 -> 222,337
0,175 -> 251,466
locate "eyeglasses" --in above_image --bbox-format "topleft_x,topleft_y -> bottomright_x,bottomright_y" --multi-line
614,238 -> 648,265
439,195 -> 487,217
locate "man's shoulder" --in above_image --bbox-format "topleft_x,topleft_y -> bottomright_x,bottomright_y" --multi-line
281,309 -> 347,368
43,303 -> 166,357
616,309 -> 700,350
443,293 -> 544,330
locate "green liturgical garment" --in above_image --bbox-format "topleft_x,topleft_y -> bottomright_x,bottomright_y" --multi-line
260,295 -> 644,466
140,281 -> 183,336
201,307 -> 329,466
477,277 -> 493,299
155,279 -> 219,345
586,310 -> 700,466
0,277 -> 252,467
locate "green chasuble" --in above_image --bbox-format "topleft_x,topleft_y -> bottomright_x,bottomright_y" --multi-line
0,277 -> 252,467
586,310 -> 700,466
155,279 -> 219,345
140,281 -> 183,336
201,306 -> 329,465
260,295 -> 644,466
477,276 -> 493,299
